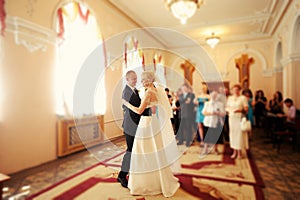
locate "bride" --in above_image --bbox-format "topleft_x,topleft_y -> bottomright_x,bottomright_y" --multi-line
123,71 -> 180,197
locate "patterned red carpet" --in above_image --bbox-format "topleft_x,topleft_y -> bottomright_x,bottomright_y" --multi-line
27,144 -> 265,200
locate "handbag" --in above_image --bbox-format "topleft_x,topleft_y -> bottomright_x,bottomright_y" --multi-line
240,117 -> 251,132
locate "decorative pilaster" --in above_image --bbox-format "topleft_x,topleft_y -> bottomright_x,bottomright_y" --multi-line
281,53 -> 300,107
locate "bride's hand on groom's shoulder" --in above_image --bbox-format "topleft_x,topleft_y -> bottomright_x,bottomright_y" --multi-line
122,99 -> 129,107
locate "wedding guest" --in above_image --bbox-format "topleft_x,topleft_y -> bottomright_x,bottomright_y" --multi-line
254,90 -> 267,128
201,91 -> 225,156
189,86 -> 197,142
177,83 -> 195,146
194,83 -> 210,145
265,91 -> 284,133
269,91 -> 284,114
277,98 -> 296,130
173,88 -> 182,135
226,84 -> 248,159
217,86 -> 227,107
242,89 -> 254,126
168,93 -> 175,128
165,87 -> 170,95
217,86 -> 229,142
168,94 -> 173,106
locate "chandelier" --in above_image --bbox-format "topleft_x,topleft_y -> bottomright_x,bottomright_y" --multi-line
165,0 -> 203,24
206,32 -> 220,48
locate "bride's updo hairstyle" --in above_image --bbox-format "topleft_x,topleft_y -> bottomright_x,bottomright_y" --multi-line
141,71 -> 155,83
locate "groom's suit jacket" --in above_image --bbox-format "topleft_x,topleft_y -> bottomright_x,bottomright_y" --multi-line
122,85 -> 141,135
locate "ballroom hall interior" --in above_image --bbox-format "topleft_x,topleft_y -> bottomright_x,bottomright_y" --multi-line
1,0 -> 300,199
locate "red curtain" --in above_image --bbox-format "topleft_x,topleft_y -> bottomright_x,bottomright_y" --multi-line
77,2 -> 90,24
57,8 -> 65,38
124,43 -> 127,68
0,0 -> 6,36
57,2 -> 91,39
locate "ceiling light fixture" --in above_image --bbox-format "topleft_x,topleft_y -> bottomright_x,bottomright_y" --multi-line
206,32 -> 220,48
165,0 -> 203,24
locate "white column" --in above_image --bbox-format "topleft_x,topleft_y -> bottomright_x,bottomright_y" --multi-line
282,54 -> 300,108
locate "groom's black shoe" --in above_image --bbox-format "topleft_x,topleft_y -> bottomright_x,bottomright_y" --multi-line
117,177 -> 128,188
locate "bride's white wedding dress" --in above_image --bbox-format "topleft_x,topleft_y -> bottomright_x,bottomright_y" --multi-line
128,85 -> 181,197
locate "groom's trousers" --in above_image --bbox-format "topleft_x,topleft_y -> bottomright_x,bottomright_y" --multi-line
119,132 -> 134,178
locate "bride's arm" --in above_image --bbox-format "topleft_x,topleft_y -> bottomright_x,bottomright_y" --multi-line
123,93 -> 150,114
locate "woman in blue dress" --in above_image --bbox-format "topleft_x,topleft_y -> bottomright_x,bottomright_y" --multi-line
194,83 -> 210,145
242,89 -> 254,126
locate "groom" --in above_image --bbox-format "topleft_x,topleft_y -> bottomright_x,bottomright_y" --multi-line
118,70 -> 151,188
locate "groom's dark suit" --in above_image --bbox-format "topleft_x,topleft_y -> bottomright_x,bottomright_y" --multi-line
122,85 -> 141,137
118,85 -> 151,184
119,84 -> 141,181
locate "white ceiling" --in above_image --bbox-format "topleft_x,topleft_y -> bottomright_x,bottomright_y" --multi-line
108,0 -> 292,48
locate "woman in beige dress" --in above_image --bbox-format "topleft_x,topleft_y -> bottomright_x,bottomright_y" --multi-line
226,84 -> 248,159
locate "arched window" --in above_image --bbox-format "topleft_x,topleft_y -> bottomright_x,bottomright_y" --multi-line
55,1 -> 105,117
123,36 -> 144,88
122,38 -> 167,89
153,53 -> 166,87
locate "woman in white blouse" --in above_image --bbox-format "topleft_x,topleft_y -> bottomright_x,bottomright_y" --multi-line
226,84 -> 248,159
202,91 -> 226,155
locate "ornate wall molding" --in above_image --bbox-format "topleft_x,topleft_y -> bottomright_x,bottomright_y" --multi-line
267,0 -> 291,34
226,48 -> 268,77
26,0 -> 38,17
5,16 -> 57,52
273,66 -> 283,73
220,71 -> 229,79
262,68 -> 273,77
200,72 -> 224,82
281,53 -> 300,66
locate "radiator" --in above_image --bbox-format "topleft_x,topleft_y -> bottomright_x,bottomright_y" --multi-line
57,115 -> 104,157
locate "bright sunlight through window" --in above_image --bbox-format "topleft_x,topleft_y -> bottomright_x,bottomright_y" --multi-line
55,2 -> 106,117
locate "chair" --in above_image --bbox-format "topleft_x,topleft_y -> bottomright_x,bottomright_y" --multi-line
272,109 -> 300,153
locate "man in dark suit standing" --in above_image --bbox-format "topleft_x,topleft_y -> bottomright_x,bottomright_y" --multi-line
117,70 -> 141,188
177,83 -> 195,147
